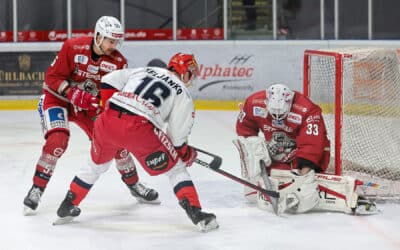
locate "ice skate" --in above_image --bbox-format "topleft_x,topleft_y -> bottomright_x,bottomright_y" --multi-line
179,198 -> 219,232
352,196 -> 378,215
23,185 -> 43,216
129,182 -> 160,204
53,191 -> 81,225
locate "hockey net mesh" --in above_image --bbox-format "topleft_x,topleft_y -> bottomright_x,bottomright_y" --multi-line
306,48 -> 400,201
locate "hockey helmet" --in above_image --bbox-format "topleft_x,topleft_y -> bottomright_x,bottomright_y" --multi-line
168,53 -> 199,87
266,83 -> 295,121
94,16 -> 124,49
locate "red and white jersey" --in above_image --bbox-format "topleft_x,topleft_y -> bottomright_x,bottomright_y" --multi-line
236,90 -> 330,171
101,67 -> 195,147
44,36 -> 127,95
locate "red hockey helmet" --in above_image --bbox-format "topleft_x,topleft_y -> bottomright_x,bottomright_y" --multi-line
168,53 -> 199,87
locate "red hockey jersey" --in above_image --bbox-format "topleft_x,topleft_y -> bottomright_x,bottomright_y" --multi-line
44,36 -> 127,96
236,90 -> 330,172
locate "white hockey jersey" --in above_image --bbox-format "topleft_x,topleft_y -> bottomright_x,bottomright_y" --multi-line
101,67 -> 195,147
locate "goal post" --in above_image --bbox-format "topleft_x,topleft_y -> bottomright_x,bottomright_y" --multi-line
303,48 -> 400,201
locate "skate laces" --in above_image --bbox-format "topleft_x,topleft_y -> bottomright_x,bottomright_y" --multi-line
28,187 -> 43,203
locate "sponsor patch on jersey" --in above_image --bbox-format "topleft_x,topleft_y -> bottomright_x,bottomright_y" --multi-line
287,112 -> 302,124
145,151 -> 169,171
253,106 -> 267,118
74,54 -> 88,64
293,103 -> 308,113
73,45 -> 90,50
252,98 -> 266,105
100,61 -> 117,72
306,115 -> 321,123
87,64 -> 99,74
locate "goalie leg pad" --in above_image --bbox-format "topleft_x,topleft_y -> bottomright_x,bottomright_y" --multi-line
314,174 -> 358,214
233,136 -> 272,180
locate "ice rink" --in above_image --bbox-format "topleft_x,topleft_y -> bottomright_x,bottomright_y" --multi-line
1,110 -> 399,250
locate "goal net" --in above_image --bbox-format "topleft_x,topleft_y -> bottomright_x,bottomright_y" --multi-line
303,48 -> 400,201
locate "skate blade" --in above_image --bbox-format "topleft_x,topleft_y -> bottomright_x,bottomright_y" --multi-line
354,206 -> 380,215
197,218 -> 219,232
23,206 -> 37,216
52,216 -> 76,226
136,197 -> 161,205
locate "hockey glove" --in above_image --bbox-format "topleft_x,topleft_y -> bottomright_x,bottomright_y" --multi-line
66,86 -> 100,112
176,144 -> 197,167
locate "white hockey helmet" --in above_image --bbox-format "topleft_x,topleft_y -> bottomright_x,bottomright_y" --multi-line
266,83 -> 295,121
94,16 -> 124,49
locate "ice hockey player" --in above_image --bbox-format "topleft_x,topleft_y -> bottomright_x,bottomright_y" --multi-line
54,53 -> 219,232
23,16 -> 159,216
233,83 -> 377,215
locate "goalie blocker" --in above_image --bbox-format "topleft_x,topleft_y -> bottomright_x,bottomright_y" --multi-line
233,136 -> 377,215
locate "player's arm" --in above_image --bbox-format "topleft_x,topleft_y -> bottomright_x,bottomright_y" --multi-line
167,93 -> 197,167
100,68 -> 135,104
236,98 -> 260,137
296,106 -> 328,174
44,39 -> 74,95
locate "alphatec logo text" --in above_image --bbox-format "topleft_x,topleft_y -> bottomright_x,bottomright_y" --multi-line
198,55 -> 254,91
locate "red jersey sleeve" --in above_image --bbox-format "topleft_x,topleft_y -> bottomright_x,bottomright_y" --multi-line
295,103 -> 330,170
44,39 -> 74,95
236,96 -> 261,137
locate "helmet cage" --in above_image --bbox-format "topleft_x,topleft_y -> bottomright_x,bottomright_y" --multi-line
266,84 -> 295,121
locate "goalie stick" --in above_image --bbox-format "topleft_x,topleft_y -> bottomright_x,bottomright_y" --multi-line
259,161 -> 280,215
192,146 -> 280,199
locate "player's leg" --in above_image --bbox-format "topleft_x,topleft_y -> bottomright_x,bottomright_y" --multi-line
114,149 -> 160,204
54,112 -> 117,224
73,110 -> 160,204
23,95 -> 70,215
130,125 -> 218,232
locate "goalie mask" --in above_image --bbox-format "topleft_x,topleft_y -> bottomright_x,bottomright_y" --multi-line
168,53 -> 199,87
94,16 -> 124,50
266,84 -> 295,121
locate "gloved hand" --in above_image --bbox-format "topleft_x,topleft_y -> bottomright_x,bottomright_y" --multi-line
66,86 -> 100,111
176,144 -> 197,167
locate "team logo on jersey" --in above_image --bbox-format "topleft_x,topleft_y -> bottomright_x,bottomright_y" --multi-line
87,64 -> 99,74
145,151 -> 169,171
287,112 -> 302,124
253,106 -> 267,118
74,54 -> 88,64
100,61 -> 117,72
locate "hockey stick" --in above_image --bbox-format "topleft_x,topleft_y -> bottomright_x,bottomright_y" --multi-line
192,146 -> 280,199
259,161 -> 280,214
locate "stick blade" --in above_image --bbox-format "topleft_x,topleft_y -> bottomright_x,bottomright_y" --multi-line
192,146 -> 223,169
259,161 -> 280,215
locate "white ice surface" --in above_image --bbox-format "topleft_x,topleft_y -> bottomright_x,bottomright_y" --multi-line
1,110 -> 399,250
